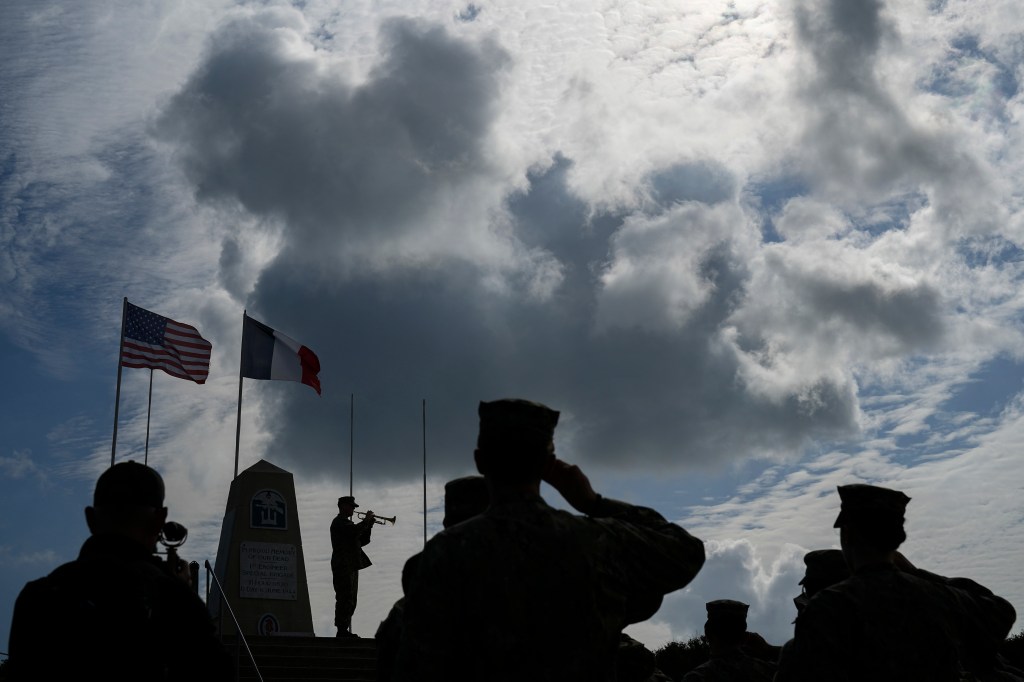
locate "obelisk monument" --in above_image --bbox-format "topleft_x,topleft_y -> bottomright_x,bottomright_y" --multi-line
210,459 -> 315,636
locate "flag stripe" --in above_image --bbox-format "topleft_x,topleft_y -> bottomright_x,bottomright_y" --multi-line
240,315 -> 276,380
120,302 -> 212,384
122,359 -> 200,381
123,340 -> 211,361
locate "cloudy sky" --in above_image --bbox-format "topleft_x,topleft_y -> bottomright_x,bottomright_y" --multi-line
3,0 -> 1023,655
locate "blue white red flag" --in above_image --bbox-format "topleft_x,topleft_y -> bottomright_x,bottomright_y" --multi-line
121,301 -> 212,383
240,314 -> 321,395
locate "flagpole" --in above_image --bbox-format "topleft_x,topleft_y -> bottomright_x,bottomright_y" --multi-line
422,398 -> 427,547
349,393 -> 354,497
234,311 -> 246,479
144,369 -> 153,466
110,297 -> 128,467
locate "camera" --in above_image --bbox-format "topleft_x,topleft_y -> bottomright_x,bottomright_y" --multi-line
158,520 -> 188,549
157,521 -> 192,586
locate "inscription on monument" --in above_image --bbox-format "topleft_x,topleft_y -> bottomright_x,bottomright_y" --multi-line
239,541 -> 298,600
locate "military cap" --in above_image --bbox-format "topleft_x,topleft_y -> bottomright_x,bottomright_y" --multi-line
705,599 -> 749,624
338,495 -> 359,508
93,461 -> 165,508
443,475 -> 489,528
478,399 -> 559,442
799,549 -> 848,586
832,483 -> 910,528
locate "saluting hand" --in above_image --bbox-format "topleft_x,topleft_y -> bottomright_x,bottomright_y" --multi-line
543,458 -> 599,514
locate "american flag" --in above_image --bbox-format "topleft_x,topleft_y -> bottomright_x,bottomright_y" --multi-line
120,301 -> 212,383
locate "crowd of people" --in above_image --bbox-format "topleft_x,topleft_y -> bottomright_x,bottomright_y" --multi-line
379,398 -> 1021,681
4,397 -> 1020,681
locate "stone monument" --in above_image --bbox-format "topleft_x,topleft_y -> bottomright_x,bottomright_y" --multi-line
209,459 -> 315,636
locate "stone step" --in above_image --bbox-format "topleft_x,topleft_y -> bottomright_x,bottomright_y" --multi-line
223,635 -> 377,682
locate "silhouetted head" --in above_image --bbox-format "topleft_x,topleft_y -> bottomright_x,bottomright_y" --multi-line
85,460 -> 168,550
338,496 -> 358,517
834,484 -> 909,554
474,399 -> 559,485
794,549 -> 850,614
799,549 -> 849,595
94,460 -> 165,508
443,475 -> 489,528
703,599 -> 748,647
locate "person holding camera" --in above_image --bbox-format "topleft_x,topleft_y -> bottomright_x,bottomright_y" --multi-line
7,460 -> 231,681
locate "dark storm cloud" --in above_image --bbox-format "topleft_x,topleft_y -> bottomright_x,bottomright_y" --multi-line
760,247 -> 947,355
248,173 -> 856,481
249,243 -> 857,481
156,10 -> 862,482
793,0 -> 888,93
155,13 -> 510,260
790,0 -> 991,211
804,278 -> 944,351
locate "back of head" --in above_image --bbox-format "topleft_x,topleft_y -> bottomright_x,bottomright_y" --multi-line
443,475 -> 489,528
476,398 -> 559,484
794,549 -> 850,614
704,599 -> 748,645
833,484 -> 910,552
89,461 -> 166,538
800,549 -> 850,596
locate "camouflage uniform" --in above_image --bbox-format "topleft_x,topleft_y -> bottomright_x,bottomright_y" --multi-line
331,503 -> 373,633
780,485 -> 1016,682
393,494 -> 705,681
376,476 -> 489,682
681,651 -> 777,682
781,563 -> 1015,681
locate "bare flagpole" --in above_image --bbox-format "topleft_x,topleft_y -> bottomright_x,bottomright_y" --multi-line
233,310 -> 246,479
349,393 -> 354,497
110,297 -> 128,467
144,369 -> 153,466
422,398 -> 427,546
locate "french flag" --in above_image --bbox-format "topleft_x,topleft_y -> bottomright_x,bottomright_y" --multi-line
240,314 -> 322,395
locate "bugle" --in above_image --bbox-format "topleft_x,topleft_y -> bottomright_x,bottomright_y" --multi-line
355,510 -> 396,525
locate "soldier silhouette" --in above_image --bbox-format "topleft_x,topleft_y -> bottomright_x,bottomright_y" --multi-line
7,461 -> 230,681
376,475 -> 490,681
393,398 -> 707,681
780,483 -> 1017,681
681,600 -> 777,682
774,548 -> 850,681
331,495 -> 374,637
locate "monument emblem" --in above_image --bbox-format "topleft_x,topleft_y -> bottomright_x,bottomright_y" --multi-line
251,489 -> 287,529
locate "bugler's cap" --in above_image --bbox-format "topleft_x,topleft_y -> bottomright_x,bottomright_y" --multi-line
338,496 -> 359,508
478,399 -> 559,442
799,549 -> 849,586
832,484 -> 910,528
93,461 -> 165,508
443,475 -> 489,528
705,599 -> 749,624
